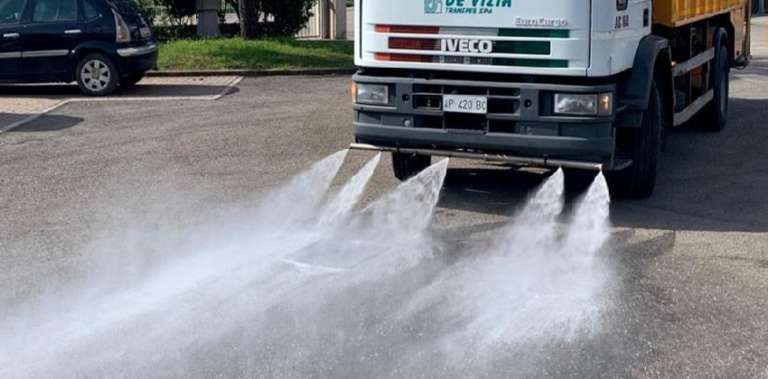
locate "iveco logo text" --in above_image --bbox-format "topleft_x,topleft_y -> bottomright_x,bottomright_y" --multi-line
441,39 -> 493,54
514,17 -> 568,28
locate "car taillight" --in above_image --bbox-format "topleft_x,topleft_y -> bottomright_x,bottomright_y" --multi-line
114,10 -> 131,43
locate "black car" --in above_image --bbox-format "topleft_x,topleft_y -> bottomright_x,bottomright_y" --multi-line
0,0 -> 157,95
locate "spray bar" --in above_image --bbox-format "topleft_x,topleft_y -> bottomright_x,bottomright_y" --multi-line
350,143 -> 604,171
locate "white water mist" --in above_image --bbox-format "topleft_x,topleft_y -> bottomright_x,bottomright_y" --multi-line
1,152 -> 614,379
319,153 -> 382,227
0,150 -> 353,378
0,152 -> 452,379
399,169 -> 613,364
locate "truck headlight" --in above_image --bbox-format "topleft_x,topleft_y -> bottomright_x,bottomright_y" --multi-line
553,93 -> 613,116
354,83 -> 390,105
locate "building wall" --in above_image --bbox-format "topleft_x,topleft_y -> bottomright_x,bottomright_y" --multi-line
296,0 -> 348,40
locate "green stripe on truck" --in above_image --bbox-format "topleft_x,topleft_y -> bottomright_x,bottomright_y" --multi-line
493,58 -> 569,68
498,29 -> 570,38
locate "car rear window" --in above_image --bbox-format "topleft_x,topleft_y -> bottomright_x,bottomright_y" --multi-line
32,0 -> 77,22
0,0 -> 25,24
106,0 -> 141,17
83,0 -> 101,19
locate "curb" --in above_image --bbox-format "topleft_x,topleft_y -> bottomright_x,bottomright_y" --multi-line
145,68 -> 356,77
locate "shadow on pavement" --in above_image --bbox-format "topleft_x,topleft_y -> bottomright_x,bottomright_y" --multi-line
438,97 -> 768,233
0,83 -> 238,99
440,166 -> 544,214
1,113 -> 83,132
732,57 -> 768,77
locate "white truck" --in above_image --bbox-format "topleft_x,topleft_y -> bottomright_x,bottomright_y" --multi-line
350,0 -> 751,197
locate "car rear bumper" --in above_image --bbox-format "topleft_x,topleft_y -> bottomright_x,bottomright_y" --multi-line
117,43 -> 157,58
353,72 -> 621,169
115,42 -> 157,76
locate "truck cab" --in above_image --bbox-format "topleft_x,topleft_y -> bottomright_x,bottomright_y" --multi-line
351,0 -> 750,197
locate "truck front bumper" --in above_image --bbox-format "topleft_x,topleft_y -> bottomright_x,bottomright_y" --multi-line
353,73 -> 622,170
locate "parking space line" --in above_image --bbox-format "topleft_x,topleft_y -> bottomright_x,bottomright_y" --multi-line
0,100 -> 70,134
0,76 -> 243,134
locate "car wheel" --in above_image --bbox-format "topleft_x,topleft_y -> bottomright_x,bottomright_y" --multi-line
606,79 -> 663,198
121,73 -> 144,88
700,43 -> 730,132
76,53 -> 119,96
392,152 -> 431,181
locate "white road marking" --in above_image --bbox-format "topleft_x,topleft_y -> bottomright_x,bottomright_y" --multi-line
0,100 -> 69,134
0,76 -> 243,134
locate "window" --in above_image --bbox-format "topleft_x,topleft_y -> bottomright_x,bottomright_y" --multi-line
83,0 -> 100,19
32,0 -> 77,22
0,0 -> 25,24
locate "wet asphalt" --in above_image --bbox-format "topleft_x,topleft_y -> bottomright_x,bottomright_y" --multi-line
2,21 -> 768,378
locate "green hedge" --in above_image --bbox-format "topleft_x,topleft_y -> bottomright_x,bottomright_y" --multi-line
152,24 -> 241,42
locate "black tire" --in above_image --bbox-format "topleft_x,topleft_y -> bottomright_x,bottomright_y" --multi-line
563,168 -> 598,193
392,152 -> 431,181
75,53 -> 119,96
700,44 -> 730,132
121,73 -> 144,87
606,80 -> 663,198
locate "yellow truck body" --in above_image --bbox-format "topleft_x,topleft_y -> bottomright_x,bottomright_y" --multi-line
654,0 -> 748,27
655,0 -> 751,62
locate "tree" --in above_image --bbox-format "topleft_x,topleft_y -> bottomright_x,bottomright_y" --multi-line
239,0 -> 316,38
238,0 -> 258,38
159,0 -> 196,25
263,0 -> 316,36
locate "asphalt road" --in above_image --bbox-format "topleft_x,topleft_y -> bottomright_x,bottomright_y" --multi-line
2,23 -> 768,378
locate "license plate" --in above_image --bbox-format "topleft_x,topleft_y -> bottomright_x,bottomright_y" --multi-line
443,95 -> 488,114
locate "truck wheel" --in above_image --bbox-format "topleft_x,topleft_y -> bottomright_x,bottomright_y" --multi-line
606,80 -> 663,198
700,44 -> 730,132
75,53 -> 119,96
392,152 -> 431,181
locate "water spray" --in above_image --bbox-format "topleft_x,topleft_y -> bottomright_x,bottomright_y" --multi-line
0,151 -> 614,378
